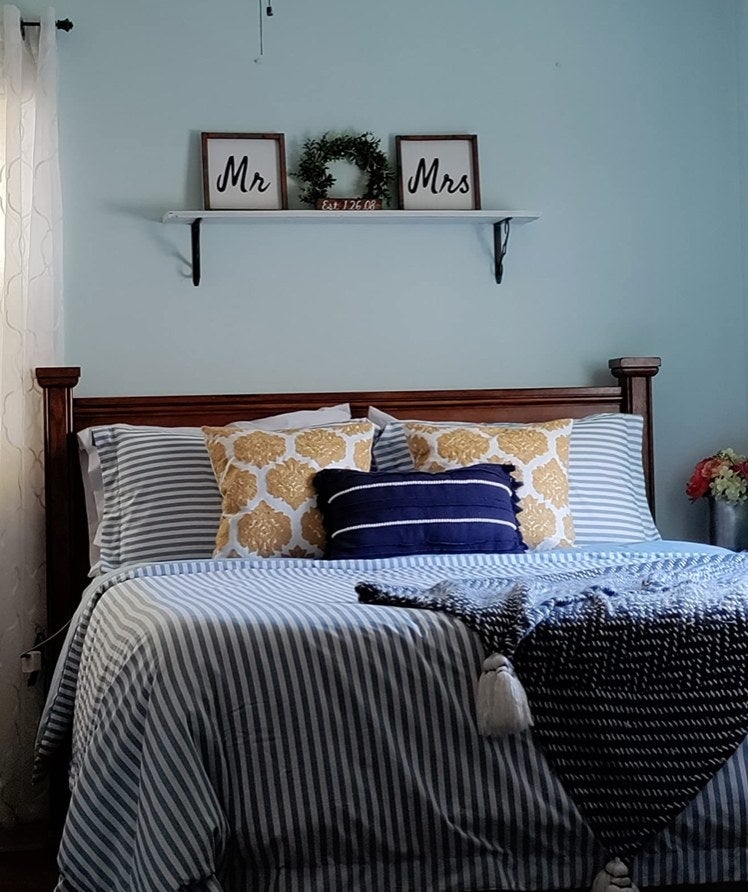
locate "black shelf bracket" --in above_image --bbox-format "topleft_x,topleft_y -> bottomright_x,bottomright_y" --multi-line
185,213 -> 519,286
493,218 -> 511,284
190,218 -> 202,286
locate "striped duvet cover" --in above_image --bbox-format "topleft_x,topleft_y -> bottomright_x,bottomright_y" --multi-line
35,546 -> 748,891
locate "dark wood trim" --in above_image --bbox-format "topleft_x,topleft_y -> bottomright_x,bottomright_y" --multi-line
37,367 -> 80,651
609,356 -> 661,516
70,384 -> 636,429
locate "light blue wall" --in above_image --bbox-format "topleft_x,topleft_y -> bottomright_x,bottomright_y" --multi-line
52,0 -> 746,541
741,1 -> 748,458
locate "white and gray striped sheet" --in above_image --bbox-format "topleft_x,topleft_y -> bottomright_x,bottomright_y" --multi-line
371,412 -> 661,546
36,547 -> 748,891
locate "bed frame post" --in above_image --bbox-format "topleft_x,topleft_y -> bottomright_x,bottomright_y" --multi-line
608,357 -> 661,515
36,367 -> 81,650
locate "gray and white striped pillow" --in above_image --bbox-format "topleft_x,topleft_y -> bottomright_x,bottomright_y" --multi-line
81,405 -> 352,574
568,414 -> 659,544
370,412 -> 660,546
92,425 -> 224,573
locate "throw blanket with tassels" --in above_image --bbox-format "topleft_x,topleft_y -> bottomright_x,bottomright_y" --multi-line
356,552 -> 748,864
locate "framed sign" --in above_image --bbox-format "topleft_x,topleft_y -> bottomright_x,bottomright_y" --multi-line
201,132 -> 288,210
396,135 -> 481,210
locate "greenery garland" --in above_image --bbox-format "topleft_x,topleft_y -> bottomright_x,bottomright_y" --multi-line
293,132 -> 392,206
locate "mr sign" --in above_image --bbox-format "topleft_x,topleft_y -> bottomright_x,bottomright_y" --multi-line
202,133 -> 288,210
396,135 -> 481,211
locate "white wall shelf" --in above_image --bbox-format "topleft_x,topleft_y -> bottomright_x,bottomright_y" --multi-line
162,209 -> 541,286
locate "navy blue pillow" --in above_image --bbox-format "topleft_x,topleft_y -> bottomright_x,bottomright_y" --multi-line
313,463 -> 526,560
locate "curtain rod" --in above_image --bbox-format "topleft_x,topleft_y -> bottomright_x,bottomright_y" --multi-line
20,18 -> 73,37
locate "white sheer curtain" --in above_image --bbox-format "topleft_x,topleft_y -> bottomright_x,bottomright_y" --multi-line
0,6 -> 62,828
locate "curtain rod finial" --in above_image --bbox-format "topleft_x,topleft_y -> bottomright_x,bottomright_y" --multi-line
20,17 -> 74,37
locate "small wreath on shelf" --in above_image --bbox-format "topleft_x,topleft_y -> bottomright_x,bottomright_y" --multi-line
293,132 -> 392,207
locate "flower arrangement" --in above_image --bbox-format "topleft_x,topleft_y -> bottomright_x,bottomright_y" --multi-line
686,448 -> 748,503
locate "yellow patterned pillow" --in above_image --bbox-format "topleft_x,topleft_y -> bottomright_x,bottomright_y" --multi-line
402,419 -> 575,550
203,421 -> 376,558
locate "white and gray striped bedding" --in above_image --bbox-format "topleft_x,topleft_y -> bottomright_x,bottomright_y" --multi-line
36,546 -> 748,891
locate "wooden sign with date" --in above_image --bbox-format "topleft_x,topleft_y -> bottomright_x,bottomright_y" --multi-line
315,198 -> 382,210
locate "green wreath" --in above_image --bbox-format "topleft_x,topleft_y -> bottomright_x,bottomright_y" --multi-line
293,132 -> 392,207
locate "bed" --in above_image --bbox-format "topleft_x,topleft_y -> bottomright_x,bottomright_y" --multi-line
32,357 -> 748,892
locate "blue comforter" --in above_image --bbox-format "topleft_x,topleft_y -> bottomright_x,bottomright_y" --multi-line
35,544 -> 748,891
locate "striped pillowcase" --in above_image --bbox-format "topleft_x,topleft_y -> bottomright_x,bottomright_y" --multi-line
370,420 -> 415,473
569,413 -> 659,544
93,425 -> 223,572
314,464 -> 526,560
370,412 -> 660,546
89,406 -> 353,573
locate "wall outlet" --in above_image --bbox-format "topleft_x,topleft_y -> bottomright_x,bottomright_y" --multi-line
20,650 -> 42,674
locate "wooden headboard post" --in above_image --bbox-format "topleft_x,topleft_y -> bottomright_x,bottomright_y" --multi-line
37,366 -> 81,654
608,356 -> 661,514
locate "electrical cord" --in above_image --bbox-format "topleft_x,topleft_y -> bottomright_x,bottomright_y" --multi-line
20,619 -> 72,658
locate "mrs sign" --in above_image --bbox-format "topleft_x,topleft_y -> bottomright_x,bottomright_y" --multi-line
396,134 -> 481,210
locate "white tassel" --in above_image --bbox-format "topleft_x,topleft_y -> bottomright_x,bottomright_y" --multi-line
590,858 -> 639,892
475,653 -> 533,736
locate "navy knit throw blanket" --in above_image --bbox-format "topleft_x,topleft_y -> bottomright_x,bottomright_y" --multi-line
357,552 -> 748,858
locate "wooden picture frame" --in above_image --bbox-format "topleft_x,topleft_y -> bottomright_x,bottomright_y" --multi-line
201,132 -> 288,210
396,134 -> 481,210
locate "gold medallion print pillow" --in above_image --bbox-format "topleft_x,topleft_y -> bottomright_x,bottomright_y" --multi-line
203,420 -> 376,558
402,419 -> 575,549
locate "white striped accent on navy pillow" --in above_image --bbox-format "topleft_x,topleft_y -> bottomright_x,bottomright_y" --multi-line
326,476 -> 513,503
330,517 -> 519,538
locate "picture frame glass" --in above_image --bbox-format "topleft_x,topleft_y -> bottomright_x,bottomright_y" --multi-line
397,136 -> 480,211
202,134 -> 287,210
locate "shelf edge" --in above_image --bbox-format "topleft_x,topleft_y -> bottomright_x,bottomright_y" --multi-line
162,210 -> 541,225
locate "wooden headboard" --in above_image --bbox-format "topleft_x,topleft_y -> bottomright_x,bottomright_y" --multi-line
36,356 -> 661,652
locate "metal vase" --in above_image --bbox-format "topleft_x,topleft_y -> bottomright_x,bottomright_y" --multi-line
708,497 -> 748,551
